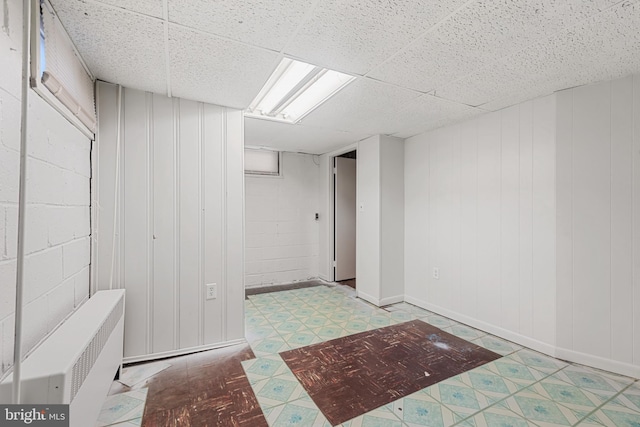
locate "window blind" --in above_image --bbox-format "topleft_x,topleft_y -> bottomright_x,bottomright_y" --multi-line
40,1 -> 96,132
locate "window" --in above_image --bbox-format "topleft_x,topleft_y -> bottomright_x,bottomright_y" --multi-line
245,148 -> 280,176
31,0 -> 96,137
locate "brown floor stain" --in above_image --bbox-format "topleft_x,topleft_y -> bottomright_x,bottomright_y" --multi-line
280,319 -> 501,426
140,343 -> 267,427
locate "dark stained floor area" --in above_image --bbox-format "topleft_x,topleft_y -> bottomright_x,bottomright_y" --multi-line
139,344 -> 267,427
280,320 -> 501,426
245,279 -> 327,298
337,278 -> 356,289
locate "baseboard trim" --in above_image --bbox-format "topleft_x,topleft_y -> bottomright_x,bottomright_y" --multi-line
123,339 -> 247,364
404,295 -> 639,379
379,295 -> 404,306
356,290 -> 381,306
555,347 -> 640,379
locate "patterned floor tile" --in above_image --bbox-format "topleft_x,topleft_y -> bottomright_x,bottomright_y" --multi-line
268,311 -> 295,323
389,310 -> 418,322
482,358 -> 547,389
502,388 -> 580,426
421,314 -> 456,329
264,398 -> 330,427
506,349 -> 568,375
427,376 -> 493,417
458,404 -> 539,427
119,363 -> 170,388
252,373 -> 309,410
391,390 -> 460,426
312,325 -> 347,339
588,403 -> 640,427
299,315 -> 332,328
552,365 -> 633,398
97,389 -> 148,427
107,418 -> 142,427
251,337 -> 291,356
457,367 -> 521,403
281,331 -> 322,349
607,382 -> 640,413
472,336 -> 522,356
246,324 -> 280,342
339,405 -> 404,427
526,374 -> 607,416
242,354 -> 291,383
292,307 -> 318,319
442,324 -> 486,341
273,320 -> 305,334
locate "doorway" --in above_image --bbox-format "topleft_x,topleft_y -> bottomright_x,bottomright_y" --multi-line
334,151 -> 357,288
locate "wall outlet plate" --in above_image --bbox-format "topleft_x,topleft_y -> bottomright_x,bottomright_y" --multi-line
206,283 -> 217,300
433,268 -> 439,280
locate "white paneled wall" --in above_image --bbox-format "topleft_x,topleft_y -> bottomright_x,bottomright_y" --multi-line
245,152 -> 320,287
404,96 -> 557,352
0,0 -> 91,379
95,82 -> 244,361
357,135 -> 404,306
556,75 -> 640,377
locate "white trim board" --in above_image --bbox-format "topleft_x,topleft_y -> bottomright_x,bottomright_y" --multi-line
404,295 -> 640,379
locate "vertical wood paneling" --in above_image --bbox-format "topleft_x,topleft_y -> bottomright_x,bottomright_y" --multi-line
458,120 -> 478,319
96,84 -> 118,291
555,90 -> 574,350
152,94 -> 175,353
518,100 -> 534,337
225,110 -> 245,341
571,82 -> 611,358
203,104 -> 223,344
403,136 -> 429,302
96,82 -> 244,360
451,128 -> 462,313
500,105 -> 520,330
610,76 -> 634,363
178,99 -> 202,349
632,76 -> 640,366
122,89 -> 150,357
531,96 -> 556,344
475,114 -> 501,326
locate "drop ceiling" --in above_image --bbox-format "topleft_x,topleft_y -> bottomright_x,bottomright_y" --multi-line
51,0 -> 640,154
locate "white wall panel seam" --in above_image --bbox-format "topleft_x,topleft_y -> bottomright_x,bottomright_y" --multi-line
198,102 -> 204,346
571,90 -> 575,350
146,91 -> 154,355
173,97 -> 180,350
609,83 -> 613,358
221,109 -> 227,341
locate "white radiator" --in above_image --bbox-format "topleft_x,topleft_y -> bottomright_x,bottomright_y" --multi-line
1,290 -> 125,427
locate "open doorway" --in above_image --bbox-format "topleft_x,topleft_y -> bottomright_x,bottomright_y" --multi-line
334,150 -> 357,289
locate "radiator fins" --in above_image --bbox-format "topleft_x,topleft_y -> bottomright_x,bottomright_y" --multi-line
70,297 -> 124,401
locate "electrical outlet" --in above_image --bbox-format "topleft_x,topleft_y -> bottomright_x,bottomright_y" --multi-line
206,283 -> 217,300
433,268 -> 439,280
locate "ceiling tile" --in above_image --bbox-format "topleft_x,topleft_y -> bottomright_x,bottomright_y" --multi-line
369,0 -> 624,92
168,25 -> 280,109
168,0 -> 315,52
51,0 -> 166,94
284,0 -> 468,75
480,0 -> 640,111
245,118 -> 371,154
90,0 -> 164,18
388,94 -> 484,139
301,77 -> 422,134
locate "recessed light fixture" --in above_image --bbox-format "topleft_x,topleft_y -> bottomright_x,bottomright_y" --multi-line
246,58 -> 355,124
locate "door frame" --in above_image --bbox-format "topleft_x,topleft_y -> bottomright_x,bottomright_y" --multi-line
321,143 -> 357,283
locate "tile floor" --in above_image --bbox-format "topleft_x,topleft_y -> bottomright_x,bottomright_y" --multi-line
102,283 -> 640,426
243,285 -> 640,426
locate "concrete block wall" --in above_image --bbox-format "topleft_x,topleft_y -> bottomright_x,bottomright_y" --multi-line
0,0 -> 91,378
245,152 -> 320,287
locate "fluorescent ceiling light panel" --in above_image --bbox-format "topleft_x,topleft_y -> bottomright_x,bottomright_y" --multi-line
246,58 -> 355,124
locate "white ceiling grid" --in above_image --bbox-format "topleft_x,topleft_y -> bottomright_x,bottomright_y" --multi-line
51,0 -> 640,153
